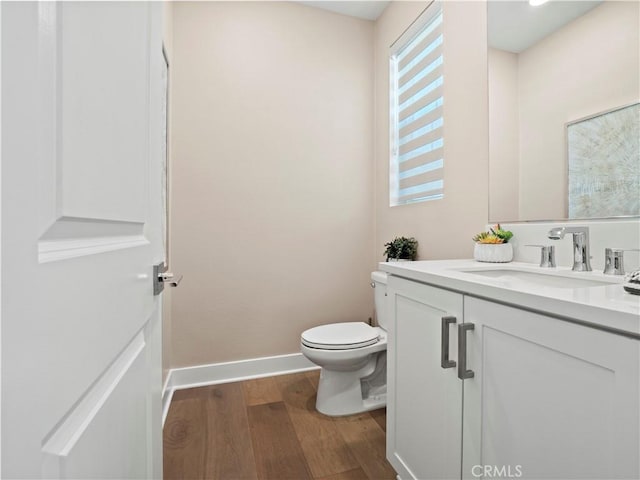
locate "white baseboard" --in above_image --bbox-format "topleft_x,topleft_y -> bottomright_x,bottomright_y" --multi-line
161,352 -> 318,426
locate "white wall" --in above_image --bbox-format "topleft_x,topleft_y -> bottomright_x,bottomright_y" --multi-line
374,1 -> 489,262
170,1 -> 374,367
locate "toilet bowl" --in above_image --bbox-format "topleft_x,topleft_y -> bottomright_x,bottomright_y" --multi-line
300,271 -> 388,416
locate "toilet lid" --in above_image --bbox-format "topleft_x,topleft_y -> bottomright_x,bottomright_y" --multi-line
301,322 -> 379,350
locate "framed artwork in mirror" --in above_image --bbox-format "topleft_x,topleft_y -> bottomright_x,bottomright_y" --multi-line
567,102 -> 639,219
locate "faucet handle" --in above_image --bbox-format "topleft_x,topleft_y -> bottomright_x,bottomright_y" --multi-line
604,248 -> 640,275
526,244 -> 556,268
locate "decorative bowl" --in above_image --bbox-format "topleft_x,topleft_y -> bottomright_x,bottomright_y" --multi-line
473,243 -> 513,263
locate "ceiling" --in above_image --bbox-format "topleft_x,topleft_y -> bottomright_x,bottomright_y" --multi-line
488,0 -> 603,53
298,1 -> 391,21
297,1 -> 604,50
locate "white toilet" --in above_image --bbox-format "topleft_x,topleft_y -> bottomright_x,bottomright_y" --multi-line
300,271 -> 388,416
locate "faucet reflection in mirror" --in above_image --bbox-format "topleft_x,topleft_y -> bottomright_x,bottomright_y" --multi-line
488,0 -> 639,223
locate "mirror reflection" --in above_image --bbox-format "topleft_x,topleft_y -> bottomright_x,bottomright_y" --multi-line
488,0 -> 639,223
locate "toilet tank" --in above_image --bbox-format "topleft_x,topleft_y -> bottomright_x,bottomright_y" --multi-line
371,271 -> 389,329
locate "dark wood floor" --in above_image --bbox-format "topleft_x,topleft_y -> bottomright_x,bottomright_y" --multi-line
163,370 -> 396,480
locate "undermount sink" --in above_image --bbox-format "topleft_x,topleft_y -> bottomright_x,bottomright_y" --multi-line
458,269 -> 617,289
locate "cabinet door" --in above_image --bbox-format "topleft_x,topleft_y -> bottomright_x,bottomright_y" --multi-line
462,297 -> 640,480
387,276 -> 464,480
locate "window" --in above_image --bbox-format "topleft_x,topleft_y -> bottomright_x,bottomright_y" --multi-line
389,4 -> 444,206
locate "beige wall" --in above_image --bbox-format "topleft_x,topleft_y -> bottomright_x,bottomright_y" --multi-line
374,1 -> 489,262
488,47 -> 519,222
516,1 -> 638,221
162,0 -> 173,384
170,1 -> 375,367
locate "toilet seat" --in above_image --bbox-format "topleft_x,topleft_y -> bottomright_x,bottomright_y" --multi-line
301,322 -> 380,350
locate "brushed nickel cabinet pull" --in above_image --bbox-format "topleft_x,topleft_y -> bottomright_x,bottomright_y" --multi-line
441,316 -> 457,369
457,323 -> 475,380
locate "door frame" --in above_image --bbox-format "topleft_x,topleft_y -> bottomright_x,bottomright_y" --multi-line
0,1 -> 4,475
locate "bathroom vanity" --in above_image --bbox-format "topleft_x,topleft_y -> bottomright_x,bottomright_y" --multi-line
381,260 -> 640,480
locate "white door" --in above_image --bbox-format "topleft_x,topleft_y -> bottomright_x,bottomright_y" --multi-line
463,297 -> 640,480
2,1 -> 165,478
387,276 -> 464,480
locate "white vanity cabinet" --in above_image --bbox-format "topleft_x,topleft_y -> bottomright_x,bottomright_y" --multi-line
387,273 -> 640,480
462,297 -> 640,480
387,276 -> 464,480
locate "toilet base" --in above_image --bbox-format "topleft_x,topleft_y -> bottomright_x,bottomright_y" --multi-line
315,354 -> 387,416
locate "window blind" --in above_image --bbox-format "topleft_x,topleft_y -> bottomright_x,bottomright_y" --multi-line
390,5 -> 444,206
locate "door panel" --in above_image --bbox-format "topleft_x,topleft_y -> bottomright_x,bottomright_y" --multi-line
42,331 -> 148,479
2,1 -> 164,477
59,1 -> 149,222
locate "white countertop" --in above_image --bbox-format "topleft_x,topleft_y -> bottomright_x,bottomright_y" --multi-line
379,259 -> 640,337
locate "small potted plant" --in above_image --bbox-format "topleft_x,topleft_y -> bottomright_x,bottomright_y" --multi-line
472,224 -> 514,263
384,236 -> 418,262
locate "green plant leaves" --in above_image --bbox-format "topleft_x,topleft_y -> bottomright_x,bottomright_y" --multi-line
384,236 -> 419,260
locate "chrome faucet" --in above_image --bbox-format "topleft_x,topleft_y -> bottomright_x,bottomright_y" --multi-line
547,226 -> 592,271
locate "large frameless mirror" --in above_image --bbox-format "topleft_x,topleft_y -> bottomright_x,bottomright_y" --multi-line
487,0 -> 639,223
